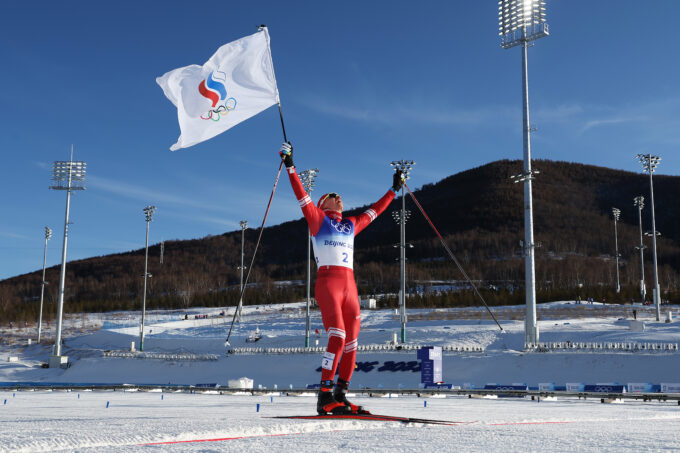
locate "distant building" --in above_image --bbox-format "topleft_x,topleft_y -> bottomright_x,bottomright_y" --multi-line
360,298 -> 376,309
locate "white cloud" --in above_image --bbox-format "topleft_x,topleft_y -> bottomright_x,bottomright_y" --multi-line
87,174 -> 238,215
296,94 -> 516,127
0,230 -> 31,240
579,116 -> 646,134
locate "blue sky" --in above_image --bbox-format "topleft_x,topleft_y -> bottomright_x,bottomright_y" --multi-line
1,0 -> 679,280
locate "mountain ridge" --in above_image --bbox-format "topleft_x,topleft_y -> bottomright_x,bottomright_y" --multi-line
1,159 -> 678,321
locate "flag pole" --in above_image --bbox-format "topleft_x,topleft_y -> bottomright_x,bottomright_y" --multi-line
278,104 -> 288,142
225,104 -> 289,346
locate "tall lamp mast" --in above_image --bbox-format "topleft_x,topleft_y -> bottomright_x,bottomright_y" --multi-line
633,196 -> 646,302
390,160 -> 415,343
140,205 -> 156,351
48,147 -> 86,368
37,226 -> 52,343
636,153 -> 662,320
300,169 -> 319,347
612,207 -> 621,294
499,0 -> 549,346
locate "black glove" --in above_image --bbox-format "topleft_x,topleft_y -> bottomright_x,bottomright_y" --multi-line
392,169 -> 405,191
279,142 -> 294,168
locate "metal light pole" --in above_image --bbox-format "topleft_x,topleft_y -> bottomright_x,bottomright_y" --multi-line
299,169 -> 319,347
37,226 -> 52,343
499,0 -> 548,346
611,208 -> 621,294
49,147 -> 86,367
637,154 -> 662,320
140,205 -> 156,352
390,160 -> 415,343
633,196 -> 646,302
391,208 -> 412,344
237,220 -> 248,323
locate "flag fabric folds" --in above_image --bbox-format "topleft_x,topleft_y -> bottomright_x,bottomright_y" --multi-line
157,27 -> 280,151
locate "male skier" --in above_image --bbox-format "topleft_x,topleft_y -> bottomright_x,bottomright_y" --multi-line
279,142 -> 404,415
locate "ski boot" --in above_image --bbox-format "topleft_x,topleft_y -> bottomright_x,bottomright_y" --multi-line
334,378 -> 369,414
317,380 -> 352,415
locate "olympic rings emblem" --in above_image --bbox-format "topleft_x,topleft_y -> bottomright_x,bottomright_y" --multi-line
331,219 -> 352,235
200,97 -> 238,121
593,386 -> 614,393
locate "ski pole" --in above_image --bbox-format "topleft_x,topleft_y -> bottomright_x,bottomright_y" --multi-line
403,182 -> 504,331
225,160 -> 284,345
226,104 -> 289,346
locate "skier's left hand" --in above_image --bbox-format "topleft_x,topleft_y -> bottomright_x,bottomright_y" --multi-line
279,142 -> 294,168
392,169 -> 405,192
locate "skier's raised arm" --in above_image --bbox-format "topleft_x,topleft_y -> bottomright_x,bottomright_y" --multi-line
348,170 -> 403,235
280,142 -> 325,235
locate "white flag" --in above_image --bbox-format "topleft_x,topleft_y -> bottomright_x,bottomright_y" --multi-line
157,27 -> 280,151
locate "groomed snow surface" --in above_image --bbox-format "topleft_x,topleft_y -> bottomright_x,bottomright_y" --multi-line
2,391 -> 679,452
2,301 -> 680,451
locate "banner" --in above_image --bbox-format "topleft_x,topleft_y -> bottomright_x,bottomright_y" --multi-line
157,27 -> 279,151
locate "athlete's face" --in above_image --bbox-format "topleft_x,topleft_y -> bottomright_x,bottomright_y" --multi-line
322,193 -> 343,212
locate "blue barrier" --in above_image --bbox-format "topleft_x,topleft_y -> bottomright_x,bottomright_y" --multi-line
483,384 -> 529,391
627,383 -> 654,393
315,360 -> 421,374
584,385 -> 626,393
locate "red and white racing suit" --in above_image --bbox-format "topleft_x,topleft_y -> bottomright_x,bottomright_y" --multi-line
287,166 -> 395,383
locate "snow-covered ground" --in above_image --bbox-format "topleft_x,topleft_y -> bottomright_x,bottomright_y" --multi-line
1,301 -> 680,451
2,391 -> 679,452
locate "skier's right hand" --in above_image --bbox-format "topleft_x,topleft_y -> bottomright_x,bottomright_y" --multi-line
279,142 -> 294,168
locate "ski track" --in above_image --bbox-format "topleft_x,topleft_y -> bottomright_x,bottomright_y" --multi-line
2,392 -> 680,452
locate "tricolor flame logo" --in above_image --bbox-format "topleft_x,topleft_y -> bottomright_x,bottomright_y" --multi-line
198,71 -> 227,107
198,71 -> 237,121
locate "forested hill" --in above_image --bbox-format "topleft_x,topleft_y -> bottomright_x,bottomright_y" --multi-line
2,159 -> 679,321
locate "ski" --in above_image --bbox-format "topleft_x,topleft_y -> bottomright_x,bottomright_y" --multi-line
267,414 -> 467,425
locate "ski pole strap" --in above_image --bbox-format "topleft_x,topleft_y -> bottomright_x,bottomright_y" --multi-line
403,183 -> 503,332
226,160 -> 285,343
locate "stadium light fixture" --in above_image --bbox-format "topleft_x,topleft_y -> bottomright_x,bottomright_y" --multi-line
37,226 -> 52,343
49,147 -> 86,367
299,168 -> 319,348
140,205 -> 156,351
390,160 -> 415,343
611,207 -> 621,294
633,196 -> 646,302
498,0 -> 549,346
636,154 -> 662,320
498,0 -> 548,49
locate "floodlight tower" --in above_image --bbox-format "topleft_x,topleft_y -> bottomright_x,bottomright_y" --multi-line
391,208 -> 412,342
611,207 -> 621,294
237,220 -> 248,323
49,148 -> 86,367
390,160 -> 415,343
499,0 -> 548,346
299,169 -> 319,347
637,153 -> 662,320
140,205 -> 156,352
633,196 -> 646,302
37,226 -> 52,343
